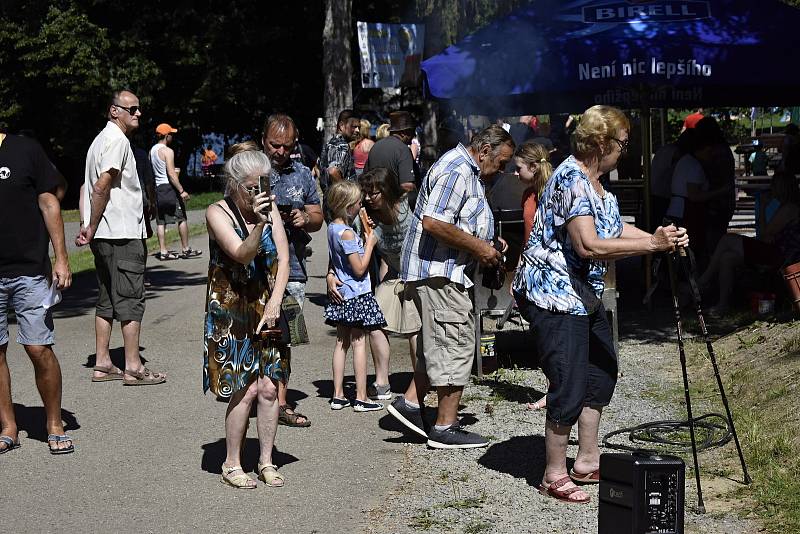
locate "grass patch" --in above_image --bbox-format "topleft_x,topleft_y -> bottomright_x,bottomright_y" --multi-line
464,520 -> 492,534
676,320 -> 800,532
408,510 -> 447,531
64,222 -> 207,275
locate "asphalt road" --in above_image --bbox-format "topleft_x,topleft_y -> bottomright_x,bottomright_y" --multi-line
4,223 -> 413,534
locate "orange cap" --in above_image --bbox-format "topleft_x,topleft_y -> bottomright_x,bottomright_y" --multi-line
155,123 -> 178,135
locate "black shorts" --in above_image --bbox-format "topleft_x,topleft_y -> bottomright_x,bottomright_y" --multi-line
516,293 -> 618,426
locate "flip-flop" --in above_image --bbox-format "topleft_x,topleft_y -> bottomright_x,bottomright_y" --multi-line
91,364 -> 124,382
179,247 -> 203,259
0,435 -> 20,454
537,475 -> 590,503
47,434 -> 74,455
569,468 -> 600,484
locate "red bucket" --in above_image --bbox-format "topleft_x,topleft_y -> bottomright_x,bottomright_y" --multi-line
782,262 -> 800,313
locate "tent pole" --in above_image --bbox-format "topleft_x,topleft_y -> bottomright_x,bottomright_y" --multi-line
641,105 -> 653,302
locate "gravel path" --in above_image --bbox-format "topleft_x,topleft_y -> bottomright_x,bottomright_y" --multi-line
366,314 -> 761,534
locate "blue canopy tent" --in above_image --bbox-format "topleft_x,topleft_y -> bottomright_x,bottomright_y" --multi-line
421,0 -> 800,114
422,0 -> 800,279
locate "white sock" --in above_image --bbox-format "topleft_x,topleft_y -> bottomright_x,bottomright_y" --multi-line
404,399 -> 420,409
434,424 -> 451,431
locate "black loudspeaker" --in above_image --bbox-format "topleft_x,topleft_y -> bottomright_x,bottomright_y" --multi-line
598,452 -> 685,534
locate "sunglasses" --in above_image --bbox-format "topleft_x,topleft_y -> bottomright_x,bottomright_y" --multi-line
113,104 -> 140,115
611,137 -> 629,154
237,182 -> 259,196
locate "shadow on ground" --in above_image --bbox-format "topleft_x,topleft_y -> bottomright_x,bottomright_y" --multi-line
52,267 -> 206,319
201,438 -> 299,474
11,403 -> 80,442
478,435 -> 547,487
82,346 -> 148,370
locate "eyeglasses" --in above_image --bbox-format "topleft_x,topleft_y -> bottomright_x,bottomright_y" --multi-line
113,104 -> 140,115
237,182 -> 259,196
611,137 -> 629,154
363,190 -> 381,199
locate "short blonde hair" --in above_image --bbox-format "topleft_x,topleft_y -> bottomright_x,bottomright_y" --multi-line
326,181 -> 362,220
376,123 -> 390,140
227,140 -> 259,157
573,105 -> 630,162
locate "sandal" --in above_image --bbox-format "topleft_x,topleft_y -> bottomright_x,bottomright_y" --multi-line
0,435 -> 20,455
278,404 -> 311,427
220,464 -> 256,489
538,475 -> 590,504
179,247 -> 202,259
91,364 -> 124,382
569,467 -> 600,484
123,367 -> 167,386
47,434 -> 74,455
155,251 -> 180,261
257,462 -> 285,487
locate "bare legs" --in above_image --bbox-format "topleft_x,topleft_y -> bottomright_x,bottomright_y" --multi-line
542,406 -> 603,502
92,317 -> 148,381
0,343 -> 70,451
368,329 -> 390,387
224,376 -> 279,488
332,326 -> 370,402
698,234 -> 745,310
156,220 -> 189,255
0,344 -> 17,450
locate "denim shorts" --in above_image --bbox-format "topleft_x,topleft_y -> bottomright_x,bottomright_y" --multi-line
91,239 -> 147,322
0,275 -> 55,346
516,293 -> 617,427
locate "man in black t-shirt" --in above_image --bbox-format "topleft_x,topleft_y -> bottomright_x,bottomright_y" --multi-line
0,133 -> 74,455
364,110 -> 419,193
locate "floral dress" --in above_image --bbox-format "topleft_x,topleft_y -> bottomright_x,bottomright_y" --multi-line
203,207 -> 289,398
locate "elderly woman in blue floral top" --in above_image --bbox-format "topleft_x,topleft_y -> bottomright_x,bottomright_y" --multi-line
512,105 -> 689,504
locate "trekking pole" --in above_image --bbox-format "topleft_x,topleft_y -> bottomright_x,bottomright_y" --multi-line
676,249 -> 752,485
666,247 -> 706,513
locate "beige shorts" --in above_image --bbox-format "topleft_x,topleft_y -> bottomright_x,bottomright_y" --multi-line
407,277 -> 475,387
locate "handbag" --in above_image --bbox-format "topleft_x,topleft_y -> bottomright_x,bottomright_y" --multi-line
374,279 -> 421,335
281,293 -> 309,345
156,183 -> 177,212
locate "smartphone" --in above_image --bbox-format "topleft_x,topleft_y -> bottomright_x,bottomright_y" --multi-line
277,203 -> 293,215
258,175 -> 272,213
259,174 -> 271,196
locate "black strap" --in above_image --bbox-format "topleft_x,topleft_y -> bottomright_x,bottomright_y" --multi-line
223,196 -> 250,239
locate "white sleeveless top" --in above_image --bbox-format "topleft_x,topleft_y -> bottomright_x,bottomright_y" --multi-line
149,144 -> 169,186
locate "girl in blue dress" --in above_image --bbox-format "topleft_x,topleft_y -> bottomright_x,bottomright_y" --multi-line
324,181 -> 386,412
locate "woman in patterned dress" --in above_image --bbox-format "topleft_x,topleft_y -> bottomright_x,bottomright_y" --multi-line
203,149 -> 290,489
512,106 -> 689,504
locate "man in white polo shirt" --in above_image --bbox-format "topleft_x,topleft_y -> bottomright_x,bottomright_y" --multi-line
77,89 -> 166,386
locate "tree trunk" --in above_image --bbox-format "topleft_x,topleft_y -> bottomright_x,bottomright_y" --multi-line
322,0 -> 353,144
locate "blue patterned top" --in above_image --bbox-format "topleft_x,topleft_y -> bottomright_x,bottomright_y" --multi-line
400,143 -> 494,288
327,222 -> 372,299
512,156 -> 623,315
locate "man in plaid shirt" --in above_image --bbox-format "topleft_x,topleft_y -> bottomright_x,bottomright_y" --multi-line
388,125 -> 514,449
319,109 -> 360,222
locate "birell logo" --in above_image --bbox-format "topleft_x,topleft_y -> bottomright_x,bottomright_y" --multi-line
583,1 -> 711,23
